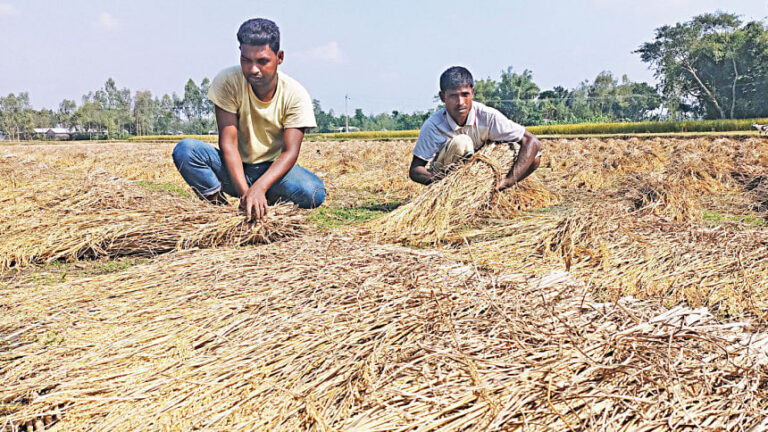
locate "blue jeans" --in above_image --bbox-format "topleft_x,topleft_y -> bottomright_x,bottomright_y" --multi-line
172,138 -> 326,209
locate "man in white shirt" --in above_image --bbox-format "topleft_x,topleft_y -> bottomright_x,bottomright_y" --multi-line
410,66 -> 542,190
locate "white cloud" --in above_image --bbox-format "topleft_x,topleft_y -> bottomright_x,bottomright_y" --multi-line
94,12 -> 118,30
0,3 -> 18,16
309,41 -> 345,62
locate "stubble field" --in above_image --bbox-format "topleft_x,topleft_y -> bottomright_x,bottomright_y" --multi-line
2,136 -> 768,430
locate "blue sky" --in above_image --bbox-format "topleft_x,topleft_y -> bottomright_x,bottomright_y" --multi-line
1,0 -> 767,115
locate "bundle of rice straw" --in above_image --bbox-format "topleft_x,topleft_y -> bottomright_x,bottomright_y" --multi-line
0,160 -> 305,272
2,236 -> 767,430
733,173 -> 768,213
462,202 -> 768,319
666,144 -> 736,193
624,172 -> 702,222
368,144 -> 555,244
483,174 -> 558,219
569,168 -> 608,191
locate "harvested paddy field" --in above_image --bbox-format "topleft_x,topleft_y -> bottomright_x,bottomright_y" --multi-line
2,137 -> 768,430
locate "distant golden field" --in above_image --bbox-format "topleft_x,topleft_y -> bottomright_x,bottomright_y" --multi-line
127,117 -> 768,143
2,136 -> 768,430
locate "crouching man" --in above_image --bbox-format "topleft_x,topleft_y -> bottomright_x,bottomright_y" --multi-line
409,66 -> 542,190
173,18 -> 325,220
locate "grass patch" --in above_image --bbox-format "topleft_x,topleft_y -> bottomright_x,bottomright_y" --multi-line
356,200 -> 404,212
16,257 -> 150,286
88,257 -> 150,275
309,200 -> 404,228
27,261 -> 74,285
703,211 -> 766,226
527,204 -> 573,215
134,180 -> 192,197
702,211 -> 726,222
39,330 -> 65,346
309,207 -> 385,228
530,206 -> 555,214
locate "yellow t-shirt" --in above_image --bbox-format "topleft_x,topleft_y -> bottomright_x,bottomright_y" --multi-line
208,67 -> 317,164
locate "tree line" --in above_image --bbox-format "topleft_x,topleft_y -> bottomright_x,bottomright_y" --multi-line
1,12 -> 766,140
0,78 -> 215,140
637,12 -> 768,120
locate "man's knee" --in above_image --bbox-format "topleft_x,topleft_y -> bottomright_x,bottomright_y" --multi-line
447,134 -> 474,156
172,138 -> 197,168
274,170 -> 326,209
433,135 -> 474,173
290,179 -> 326,209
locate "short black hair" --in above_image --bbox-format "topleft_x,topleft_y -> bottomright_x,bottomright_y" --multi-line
237,18 -> 280,54
440,66 -> 474,92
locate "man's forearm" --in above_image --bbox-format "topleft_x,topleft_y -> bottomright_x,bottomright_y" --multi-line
250,127 -> 304,193
252,150 -> 298,192
505,132 -> 541,184
214,107 -> 248,197
409,166 -> 435,185
220,142 -> 249,196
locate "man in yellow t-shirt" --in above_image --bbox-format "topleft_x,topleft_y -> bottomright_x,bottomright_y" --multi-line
172,18 -> 325,220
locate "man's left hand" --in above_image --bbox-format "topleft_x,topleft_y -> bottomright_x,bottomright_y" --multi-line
495,177 -> 516,191
240,183 -> 269,221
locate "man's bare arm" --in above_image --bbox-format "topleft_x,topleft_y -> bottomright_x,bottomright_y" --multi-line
240,127 -> 304,220
216,106 -> 249,197
497,130 -> 542,190
215,105 -> 304,220
409,156 -> 435,185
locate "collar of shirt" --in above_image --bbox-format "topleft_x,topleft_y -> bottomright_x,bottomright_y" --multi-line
445,105 -> 477,131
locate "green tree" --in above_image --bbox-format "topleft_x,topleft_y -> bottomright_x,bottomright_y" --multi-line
312,99 -> 333,132
84,78 -> 132,137
0,93 -> 35,140
472,68 -> 541,125
133,90 -> 158,136
34,108 -> 56,128
473,78 -> 497,105
636,12 -> 768,119
538,86 -> 570,123
582,72 -> 662,121
611,76 -> 662,121
496,68 -> 541,125
564,83 -> 593,122
57,99 -> 78,130
353,108 -> 366,128
587,71 -> 616,120
156,94 -> 181,134
105,78 -> 133,136
182,78 -> 213,133
76,99 -> 106,138
199,78 -> 215,132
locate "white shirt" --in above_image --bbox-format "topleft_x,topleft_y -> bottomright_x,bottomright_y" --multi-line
413,101 -> 527,162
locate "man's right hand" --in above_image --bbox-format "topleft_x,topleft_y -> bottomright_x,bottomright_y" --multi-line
239,183 -> 269,221
408,155 -> 435,185
216,104 -> 259,217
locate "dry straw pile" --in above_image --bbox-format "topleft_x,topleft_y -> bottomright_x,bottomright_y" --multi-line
367,144 -> 557,244
9,142 -> 184,187
624,173 -> 703,222
460,137 -> 768,319
4,137 -> 768,430
0,157 -> 305,272
461,201 -> 768,320
2,236 -> 767,430
300,140 -> 423,206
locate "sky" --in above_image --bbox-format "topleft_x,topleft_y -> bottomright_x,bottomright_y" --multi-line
1,0 -> 767,115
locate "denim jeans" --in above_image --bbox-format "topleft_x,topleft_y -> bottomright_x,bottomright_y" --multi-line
172,138 -> 326,209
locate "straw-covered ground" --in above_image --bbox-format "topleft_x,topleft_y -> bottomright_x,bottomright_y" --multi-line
2,136 -> 768,430
0,156 -> 304,272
